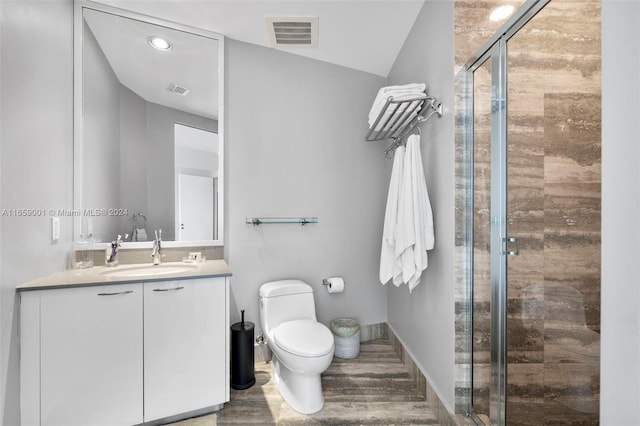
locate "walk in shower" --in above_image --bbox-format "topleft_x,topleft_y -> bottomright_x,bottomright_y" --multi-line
457,0 -> 601,424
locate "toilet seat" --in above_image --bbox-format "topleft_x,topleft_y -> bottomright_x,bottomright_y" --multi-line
273,319 -> 334,358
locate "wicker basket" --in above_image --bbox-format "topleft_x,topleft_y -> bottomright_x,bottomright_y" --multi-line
330,318 -> 360,359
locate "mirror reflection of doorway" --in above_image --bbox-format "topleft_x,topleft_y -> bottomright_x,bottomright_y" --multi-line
177,173 -> 214,241
174,123 -> 219,241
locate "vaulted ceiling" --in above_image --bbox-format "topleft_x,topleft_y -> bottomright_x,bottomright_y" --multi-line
93,0 -> 426,77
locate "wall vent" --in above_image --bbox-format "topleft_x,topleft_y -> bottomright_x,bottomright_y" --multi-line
167,83 -> 190,96
266,17 -> 318,48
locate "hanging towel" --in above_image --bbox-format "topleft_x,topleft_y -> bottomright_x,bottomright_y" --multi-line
393,139 -> 417,287
380,146 -> 405,285
406,134 -> 434,292
383,133 -> 435,292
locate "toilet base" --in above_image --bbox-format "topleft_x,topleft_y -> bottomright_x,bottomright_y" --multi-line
271,357 -> 325,414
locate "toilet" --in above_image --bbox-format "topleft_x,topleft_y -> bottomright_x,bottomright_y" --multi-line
259,280 -> 335,414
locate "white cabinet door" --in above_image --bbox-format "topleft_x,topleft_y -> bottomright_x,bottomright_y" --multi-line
144,277 -> 227,421
39,284 -> 143,426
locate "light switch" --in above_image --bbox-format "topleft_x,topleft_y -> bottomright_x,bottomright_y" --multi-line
51,217 -> 60,241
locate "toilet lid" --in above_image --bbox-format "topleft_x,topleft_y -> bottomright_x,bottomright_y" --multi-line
273,319 -> 334,357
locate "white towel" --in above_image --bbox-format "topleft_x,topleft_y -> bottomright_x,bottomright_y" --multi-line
368,83 -> 426,127
393,139 -> 417,287
369,96 -> 423,127
385,134 -> 435,292
380,146 -> 405,285
371,100 -> 423,132
406,134 -> 434,292
368,83 -> 426,119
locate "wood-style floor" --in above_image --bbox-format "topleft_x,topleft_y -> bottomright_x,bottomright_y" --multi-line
174,339 -> 439,425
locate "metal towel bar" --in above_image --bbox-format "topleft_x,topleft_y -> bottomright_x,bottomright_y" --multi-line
365,92 -> 443,157
245,217 -> 318,226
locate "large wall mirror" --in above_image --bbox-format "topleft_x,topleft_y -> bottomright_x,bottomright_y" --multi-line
74,1 -> 224,247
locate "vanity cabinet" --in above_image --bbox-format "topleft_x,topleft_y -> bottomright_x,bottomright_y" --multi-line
144,278 -> 227,421
35,283 -> 143,426
20,276 -> 229,426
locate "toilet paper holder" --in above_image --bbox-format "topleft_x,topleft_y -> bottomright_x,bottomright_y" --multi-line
323,277 -> 345,294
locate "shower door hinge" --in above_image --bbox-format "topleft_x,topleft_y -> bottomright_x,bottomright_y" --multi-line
504,236 -> 520,256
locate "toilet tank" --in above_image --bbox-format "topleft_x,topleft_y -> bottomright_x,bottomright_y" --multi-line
259,280 -> 317,336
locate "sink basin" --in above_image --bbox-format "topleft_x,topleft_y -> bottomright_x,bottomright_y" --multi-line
100,263 -> 198,278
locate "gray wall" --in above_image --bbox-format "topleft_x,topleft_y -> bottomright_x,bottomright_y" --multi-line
601,1 -> 640,424
119,93 -> 218,241
0,1 -> 74,424
144,103 -> 217,241
84,21 -> 121,238
225,38 -> 389,331
385,0 -> 456,411
119,85 -> 148,231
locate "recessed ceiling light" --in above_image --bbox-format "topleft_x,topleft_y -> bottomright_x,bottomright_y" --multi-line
490,5 -> 515,22
148,36 -> 172,51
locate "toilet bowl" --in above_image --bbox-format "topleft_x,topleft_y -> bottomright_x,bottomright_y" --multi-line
259,280 -> 334,414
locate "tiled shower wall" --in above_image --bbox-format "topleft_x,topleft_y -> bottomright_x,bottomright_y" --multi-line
453,1 -> 601,424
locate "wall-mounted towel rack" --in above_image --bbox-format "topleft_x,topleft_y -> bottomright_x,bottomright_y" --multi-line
246,217 -> 318,226
365,93 -> 443,157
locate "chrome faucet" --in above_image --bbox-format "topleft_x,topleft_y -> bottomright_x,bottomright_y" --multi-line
151,229 -> 162,265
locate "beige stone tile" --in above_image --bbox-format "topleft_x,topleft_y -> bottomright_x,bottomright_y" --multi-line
278,401 -> 360,425
217,339 -> 441,425
354,401 -> 438,425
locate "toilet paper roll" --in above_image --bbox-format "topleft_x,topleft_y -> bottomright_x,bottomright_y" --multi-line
325,277 -> 345,294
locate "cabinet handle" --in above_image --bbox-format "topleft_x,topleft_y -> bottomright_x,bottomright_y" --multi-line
97,290 -> 134,296
152,286 -> 185,292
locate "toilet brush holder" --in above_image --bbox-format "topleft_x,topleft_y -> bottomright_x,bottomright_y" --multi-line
230,310 -> 256,390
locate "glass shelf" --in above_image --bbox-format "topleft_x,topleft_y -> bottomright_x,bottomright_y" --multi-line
245,217 -> 318,226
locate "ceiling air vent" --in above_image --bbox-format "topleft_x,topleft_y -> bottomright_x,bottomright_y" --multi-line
167,83 -> 190,96
266,17 -> 318,48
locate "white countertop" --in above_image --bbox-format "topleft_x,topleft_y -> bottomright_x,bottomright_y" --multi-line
16,259 -> 232,291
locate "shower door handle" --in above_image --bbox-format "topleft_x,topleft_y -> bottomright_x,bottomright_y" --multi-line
505,237 -> 520,256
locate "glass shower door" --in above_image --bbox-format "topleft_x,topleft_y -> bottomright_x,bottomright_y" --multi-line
470,44 -> 503,425
470,55 -> 492,424
468,1 -> 600,424
504,1 -> 601,424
